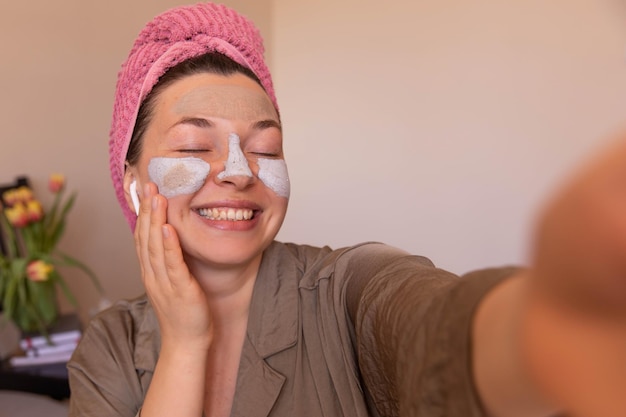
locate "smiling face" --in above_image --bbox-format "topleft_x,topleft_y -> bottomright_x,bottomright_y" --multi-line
124,72 -> 289,271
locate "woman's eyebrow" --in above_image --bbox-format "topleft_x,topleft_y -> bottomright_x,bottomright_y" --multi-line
171,117 -> 214,130
168,117 -> 281,132
252,119 -> 282,132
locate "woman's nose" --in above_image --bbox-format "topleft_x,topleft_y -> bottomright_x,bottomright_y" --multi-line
215,133 -> 255,188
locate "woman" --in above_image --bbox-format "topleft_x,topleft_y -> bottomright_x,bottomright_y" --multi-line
68,3 -> 626,417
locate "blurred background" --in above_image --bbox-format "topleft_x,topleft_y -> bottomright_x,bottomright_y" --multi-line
1,0 -> 624,324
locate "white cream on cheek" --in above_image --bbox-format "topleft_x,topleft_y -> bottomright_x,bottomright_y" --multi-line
217,134 -> 253,179
258,159 -> 290,198
148,157 -> 211,198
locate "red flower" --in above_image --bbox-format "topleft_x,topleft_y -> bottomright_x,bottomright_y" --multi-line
48,174 -> 65,193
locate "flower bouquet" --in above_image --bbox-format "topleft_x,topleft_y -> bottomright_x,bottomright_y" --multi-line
0,175 -> 102,334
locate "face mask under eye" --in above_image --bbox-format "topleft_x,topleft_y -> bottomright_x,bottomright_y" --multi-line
148,156 -> 211,198
257,158 -> 290,198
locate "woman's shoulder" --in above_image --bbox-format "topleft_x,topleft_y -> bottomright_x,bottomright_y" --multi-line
70,294 -> 159,372
77,294 -> 157,353
272,240 -> 428,261
270,240 -> 437,288
273,240 -> 434,268
87,294 -> 153,332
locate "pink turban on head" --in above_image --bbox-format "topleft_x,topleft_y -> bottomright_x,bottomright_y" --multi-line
109,2 -> 278,230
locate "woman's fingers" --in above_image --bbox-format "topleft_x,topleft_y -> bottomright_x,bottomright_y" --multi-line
135,183 -> 189,290
131,182 -> 211,340
147,190 -> 169,285
161,224 -> 192,289
134,183 -> 158,284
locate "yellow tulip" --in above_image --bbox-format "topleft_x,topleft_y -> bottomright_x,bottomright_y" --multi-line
26,260 -> 54,282
25,200 -> 44,222
15,186 -> 33,203
2,189 -> 18,206
4,203 -> 28,228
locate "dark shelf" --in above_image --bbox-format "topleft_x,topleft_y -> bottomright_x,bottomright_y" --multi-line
0,313 -> 79,400
0,360 -> 69,400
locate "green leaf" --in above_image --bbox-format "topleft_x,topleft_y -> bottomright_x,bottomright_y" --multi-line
0,259 -> 8,299
10,258 -> 28,277
26,279 -> 58,324
44,188 -> 64,231
59,192 -> 77,220
50,271 -> 77,307
0,212 -> 19,258
21,224 -> 37,255
41,191 -> 76,252
3,273 -> 20,317
29,221 -> 44,252
55,251 -> 104,294
47,221 -> 66,253
22,300 -> 49,335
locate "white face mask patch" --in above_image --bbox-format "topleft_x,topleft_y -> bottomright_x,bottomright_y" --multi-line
217,133 -> 253,180
148,157 -> 211,198
258,159 -> 290,198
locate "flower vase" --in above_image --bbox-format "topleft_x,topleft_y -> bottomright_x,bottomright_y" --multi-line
12,278 -> 59,334
1,175 -> 102,336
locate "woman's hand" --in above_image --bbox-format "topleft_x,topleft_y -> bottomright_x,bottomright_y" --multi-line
523,131 -> 626,417
134,182 -> 213,350
134,182 -> 211,417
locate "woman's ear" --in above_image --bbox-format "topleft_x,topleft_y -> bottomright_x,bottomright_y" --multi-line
123,168 -> 140,215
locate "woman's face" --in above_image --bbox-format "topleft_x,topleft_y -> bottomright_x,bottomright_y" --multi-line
125,72 -> 289,270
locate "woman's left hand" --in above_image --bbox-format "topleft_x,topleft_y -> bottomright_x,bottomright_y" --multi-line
523,130 -> 626,417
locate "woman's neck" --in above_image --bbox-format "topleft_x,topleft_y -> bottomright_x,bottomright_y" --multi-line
186,254 -> 261,330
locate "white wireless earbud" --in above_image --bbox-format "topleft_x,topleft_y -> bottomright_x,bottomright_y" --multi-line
129,180 -> 140,215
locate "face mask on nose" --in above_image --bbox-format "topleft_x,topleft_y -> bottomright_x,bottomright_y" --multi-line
217,133 -> 253,180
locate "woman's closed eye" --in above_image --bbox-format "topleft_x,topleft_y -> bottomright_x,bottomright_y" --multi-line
178,148 -> 212,154
249,151 -> 280,158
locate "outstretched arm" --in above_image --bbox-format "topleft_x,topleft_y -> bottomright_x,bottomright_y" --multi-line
473,130 -> 626,417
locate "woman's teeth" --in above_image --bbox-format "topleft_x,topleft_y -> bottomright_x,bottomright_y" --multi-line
197,207 -> 254,221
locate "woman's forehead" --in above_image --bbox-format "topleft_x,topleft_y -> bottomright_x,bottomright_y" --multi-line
161,74 -> 278,122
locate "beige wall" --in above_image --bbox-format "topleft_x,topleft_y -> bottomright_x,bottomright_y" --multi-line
273,0 -> 626,273
1,0 -> 624,324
